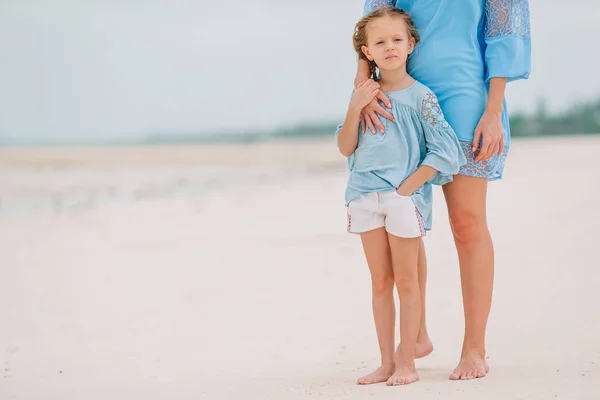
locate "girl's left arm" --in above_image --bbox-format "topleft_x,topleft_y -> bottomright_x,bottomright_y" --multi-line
397,92 -> 467,196
396,166 -> 437,197
475,0 -> 532,162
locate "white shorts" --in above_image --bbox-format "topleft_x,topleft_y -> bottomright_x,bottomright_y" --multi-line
346,191 -> 426,238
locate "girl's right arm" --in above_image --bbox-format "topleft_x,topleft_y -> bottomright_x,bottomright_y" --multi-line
337,108 -> 362,157
337,79 -> 381,157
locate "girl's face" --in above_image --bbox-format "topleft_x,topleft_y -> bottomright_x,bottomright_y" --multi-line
361,16 -> 415,72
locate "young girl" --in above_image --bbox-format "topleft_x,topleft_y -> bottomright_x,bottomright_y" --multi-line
336,7 -> 466,386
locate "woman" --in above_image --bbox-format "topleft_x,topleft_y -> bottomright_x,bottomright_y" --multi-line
355,0 -> 531,380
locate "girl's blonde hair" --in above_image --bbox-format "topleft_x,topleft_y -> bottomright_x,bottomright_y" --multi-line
353,7 -> 420,80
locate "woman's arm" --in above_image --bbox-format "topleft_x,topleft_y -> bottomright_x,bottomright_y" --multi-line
473,77 -> 506,162
337,80 -> 382,156
476,0 -> 531,162
354,58 -> 371,88
484,0 -> 531,83
355,59 -> 394,135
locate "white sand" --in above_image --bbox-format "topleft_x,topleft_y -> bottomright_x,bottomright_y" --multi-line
0,136 -> 599,399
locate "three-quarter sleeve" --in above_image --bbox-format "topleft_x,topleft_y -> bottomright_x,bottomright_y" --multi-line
363,0 -> 396,15
335,124 -> 343,148
484,0 -> 532,82
419,92 -> 467,185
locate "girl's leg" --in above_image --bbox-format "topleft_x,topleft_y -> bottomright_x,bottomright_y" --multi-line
442,174 -> 493,380
386,234 -> 421,386
415,238 -> 433,358
356,227 -> 397,385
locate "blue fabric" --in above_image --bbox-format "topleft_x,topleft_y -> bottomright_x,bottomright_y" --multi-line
336,82 -> 466,230
361,0 -> 531,180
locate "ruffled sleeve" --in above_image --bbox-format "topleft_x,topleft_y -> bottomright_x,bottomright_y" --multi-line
419,91 -> 467,185
484,0 -> 532,82
334,124 -> 343,148
363,0 -> 396,15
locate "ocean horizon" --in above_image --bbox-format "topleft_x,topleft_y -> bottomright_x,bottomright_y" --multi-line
1,123 -> 599,147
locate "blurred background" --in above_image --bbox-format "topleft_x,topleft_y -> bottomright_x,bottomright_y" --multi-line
1,0 -> 599,211
1,0 -> 600,146
1,1 -> 599,399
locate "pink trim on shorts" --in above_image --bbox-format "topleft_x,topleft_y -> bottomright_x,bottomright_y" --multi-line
346,208 -> 352,233
415,207 -> 426,237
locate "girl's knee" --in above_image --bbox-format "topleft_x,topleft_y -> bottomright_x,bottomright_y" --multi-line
371,273 -> 394,296
394,274 -> 419,295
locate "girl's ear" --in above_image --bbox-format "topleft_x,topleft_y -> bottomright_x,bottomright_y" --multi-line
361,45 -> 373,61
408,38 -> 416,54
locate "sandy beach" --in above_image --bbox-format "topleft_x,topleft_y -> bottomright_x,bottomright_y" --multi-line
0,136 -> 599,399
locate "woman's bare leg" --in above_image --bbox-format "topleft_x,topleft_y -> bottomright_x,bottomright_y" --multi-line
356,228 -> 397,385
386,234 -> 421,386
443,175 -> 493,380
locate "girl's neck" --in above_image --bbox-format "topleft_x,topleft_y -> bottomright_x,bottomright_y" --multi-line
378,68 -> 414,92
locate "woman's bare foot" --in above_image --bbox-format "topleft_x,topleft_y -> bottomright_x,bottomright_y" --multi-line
386,364 -> 420,386
357,365 -> 395,385
415,336 -> 433,359
449,350 -> 489,380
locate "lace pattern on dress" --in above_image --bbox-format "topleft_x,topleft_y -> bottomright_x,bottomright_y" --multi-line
485,0 -> 531,37
421,92 -> 450,129
364,0 -> 394,13
458,140 -> 509,181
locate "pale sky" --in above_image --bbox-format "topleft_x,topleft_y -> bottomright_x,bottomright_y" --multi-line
1,0 -> 599,142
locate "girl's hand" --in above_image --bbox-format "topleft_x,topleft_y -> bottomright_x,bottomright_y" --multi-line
473,110 -> 504,162
396,185 -> 413,197
349,79 -> 381,114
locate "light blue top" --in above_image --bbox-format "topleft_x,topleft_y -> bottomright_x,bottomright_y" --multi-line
363,0 -> 532,154
336,81 -> 466,231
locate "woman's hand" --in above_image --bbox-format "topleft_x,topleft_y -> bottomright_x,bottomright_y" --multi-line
361,95 -> 395,134
349,79 -> 381,114
473,110 -> 504,162
354,70 -> 394,134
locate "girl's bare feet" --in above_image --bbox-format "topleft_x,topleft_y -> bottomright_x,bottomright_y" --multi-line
386,364 -> 420,386
449,350 -> 489,380
415,336 -> 433,359
386,348 -> 420,386
357,365 -> 395,385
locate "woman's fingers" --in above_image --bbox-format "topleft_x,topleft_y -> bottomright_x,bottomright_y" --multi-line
363,79 -> 376,89
488,143 -> 500,161
376,91 -> 392,109
475,137 -> 493,162
364,113 -> 376,134
368,110 -> 385,134
360,112 -> 367,134
497,136 -> 505,156
357,78 -> 372,88
472,128 -> 482,154
374,103 -> 395,122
